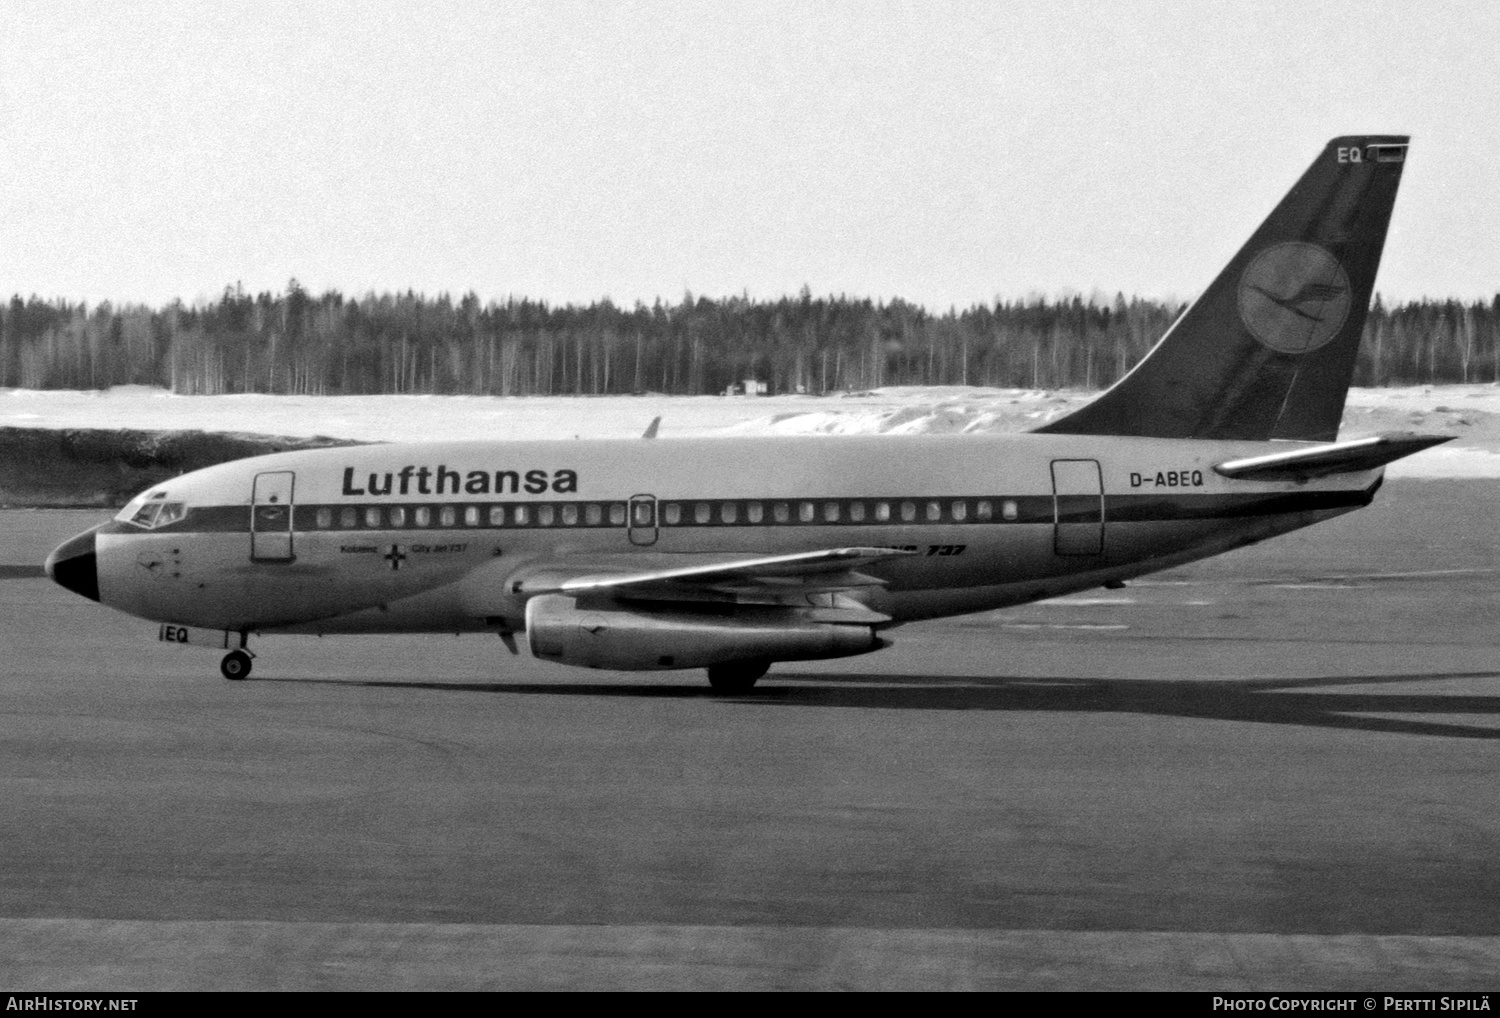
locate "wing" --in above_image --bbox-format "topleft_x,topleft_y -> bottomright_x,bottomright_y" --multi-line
510,546 -> 917,623
1214,433 -> 1452,481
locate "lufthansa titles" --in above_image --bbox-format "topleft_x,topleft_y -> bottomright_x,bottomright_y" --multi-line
343,465 -> 577,497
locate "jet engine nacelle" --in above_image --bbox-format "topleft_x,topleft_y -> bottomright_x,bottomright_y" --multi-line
524,594 -> 883,671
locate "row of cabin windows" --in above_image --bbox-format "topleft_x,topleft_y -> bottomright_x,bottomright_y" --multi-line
308,498 -> 1024,531
661,498 -> 1020,525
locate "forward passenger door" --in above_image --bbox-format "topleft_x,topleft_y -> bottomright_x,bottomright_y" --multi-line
251,471 -> 296,562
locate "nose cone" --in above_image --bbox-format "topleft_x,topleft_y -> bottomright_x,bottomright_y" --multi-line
45,528 -> 100,602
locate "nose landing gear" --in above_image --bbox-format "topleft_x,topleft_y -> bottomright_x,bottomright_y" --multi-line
220,649 -> 254,680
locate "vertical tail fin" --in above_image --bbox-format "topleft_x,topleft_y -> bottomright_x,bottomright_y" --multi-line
1037,136 -> 1408,441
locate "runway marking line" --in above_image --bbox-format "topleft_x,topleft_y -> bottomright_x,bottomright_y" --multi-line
2,919 -> 1498,991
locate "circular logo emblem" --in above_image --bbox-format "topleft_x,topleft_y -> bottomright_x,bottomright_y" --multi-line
1236,242 -> 1352,355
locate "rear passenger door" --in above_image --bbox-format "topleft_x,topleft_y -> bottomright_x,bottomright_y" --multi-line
1051,460 -> 1103,556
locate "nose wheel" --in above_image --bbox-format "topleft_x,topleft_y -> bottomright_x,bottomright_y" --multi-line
220,649 -> 254,680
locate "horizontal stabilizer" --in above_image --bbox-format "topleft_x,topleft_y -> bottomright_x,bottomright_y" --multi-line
1214,433 -> 1452,481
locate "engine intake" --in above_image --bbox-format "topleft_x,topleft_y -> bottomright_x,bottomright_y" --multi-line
525,595 -> 883,671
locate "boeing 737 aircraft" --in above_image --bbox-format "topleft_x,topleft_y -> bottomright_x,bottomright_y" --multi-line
46,135 -> 1446,691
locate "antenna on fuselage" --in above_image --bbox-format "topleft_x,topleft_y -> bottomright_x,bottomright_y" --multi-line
642,416 -> 661,439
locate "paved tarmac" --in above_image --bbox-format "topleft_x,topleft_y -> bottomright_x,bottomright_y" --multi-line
2,480 -> 1499,989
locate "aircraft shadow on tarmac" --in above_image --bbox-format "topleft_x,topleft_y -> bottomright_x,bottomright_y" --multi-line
265,671 -> 1500,740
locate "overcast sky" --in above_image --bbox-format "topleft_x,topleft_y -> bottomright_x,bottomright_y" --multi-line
2,0 -> 1495,310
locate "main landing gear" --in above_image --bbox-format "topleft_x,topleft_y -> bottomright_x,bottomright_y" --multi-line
220,649 -> 254,681
706,659 -> 770,694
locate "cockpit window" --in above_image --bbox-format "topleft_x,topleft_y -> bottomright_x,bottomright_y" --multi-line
155,502 -> 187,527
118,497 -> 187,530
128,502 -> 161,527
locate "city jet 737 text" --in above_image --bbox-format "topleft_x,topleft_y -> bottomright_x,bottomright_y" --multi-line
46,135 -> 1446,692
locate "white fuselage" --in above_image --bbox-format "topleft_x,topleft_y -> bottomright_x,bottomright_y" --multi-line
88,432 -> 1378,637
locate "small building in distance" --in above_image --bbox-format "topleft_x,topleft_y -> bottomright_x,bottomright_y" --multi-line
722,379 -> 768,396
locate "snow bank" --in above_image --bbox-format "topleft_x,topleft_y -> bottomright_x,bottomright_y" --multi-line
7,384 -> 1500,477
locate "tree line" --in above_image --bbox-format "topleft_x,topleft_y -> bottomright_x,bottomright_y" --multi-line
4,283 -> 1499,396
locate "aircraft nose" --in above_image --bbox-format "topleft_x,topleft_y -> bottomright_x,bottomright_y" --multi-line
45,527 -> 100,602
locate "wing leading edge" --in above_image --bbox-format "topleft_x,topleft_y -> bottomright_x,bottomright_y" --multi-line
511,546 -> 916,623
519,546 -> 915,595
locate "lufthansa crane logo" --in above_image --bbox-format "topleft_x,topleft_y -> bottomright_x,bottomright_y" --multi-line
1236,242 -> 1352,355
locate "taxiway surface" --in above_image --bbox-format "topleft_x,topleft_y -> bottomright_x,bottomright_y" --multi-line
2,480 -> 1499,989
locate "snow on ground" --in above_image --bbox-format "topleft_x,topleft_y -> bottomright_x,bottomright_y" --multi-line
7,383 -> 1500,478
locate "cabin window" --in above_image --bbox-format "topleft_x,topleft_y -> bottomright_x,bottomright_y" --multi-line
746,502 -> 763,524
538,505 -> 555,526
560,504 -> 578,525
773,502 -> 790,523
440,506 -> 456,527
465,506 -> 480,526
849,502 -> 866,522
721,502 -> 738,524
900,501 -> 916,522
975,500 -> 993,520
315,507 -> 332,529
586,504 -> 602,526
793,502 -> 810,523
513,505 -> 530,525
489,506 -> 505,526
663,503 -> 682,525
633,502 -> 653,526
951,501 -> 967,522
413,507 -> 431,527
389,507 -> 407,527
694,502 -> 711,524
926,501 -> 942,522
874,501 -> 891,522
1001,500 -> 1018,521
364,507 -> 381,528
340,507 -> 357,529
609,503 -> 626,526
823,502 -> 840,523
